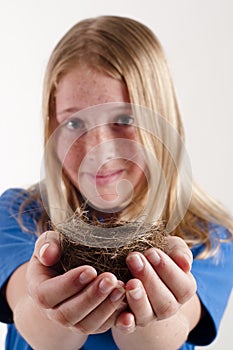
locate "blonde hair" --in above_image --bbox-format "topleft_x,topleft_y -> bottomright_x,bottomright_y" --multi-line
35,15 -> 233,258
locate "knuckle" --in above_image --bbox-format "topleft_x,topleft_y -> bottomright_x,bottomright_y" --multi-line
97,320 -> 114,333
73,323 -> 91,335
157,300 -> 179,319
85,286 -> 97,305
73,321 -> 106,335
178,288 -> 194,304
178,276 -> 197,304
51,307 -> 72,327
168,236 -> 189,254
96,325 -> 110,333
30,284 -> 50,308
136,315 -> 154,327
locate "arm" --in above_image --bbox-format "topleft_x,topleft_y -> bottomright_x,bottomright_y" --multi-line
6,262 -> 88,350
6,231 -> 126,350
112,237 -> 201,350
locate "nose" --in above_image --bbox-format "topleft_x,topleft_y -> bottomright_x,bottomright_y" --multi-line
85,125 -> 117,163
89,125 -> 113,143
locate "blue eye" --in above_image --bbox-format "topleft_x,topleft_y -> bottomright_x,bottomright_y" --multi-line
115,114 -> 134,126
66,118 -> 85,130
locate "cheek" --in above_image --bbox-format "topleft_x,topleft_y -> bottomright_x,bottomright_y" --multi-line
57,141 -> 85,185
124,138 -> 149,187
121,128 -> 138,142
126,160 -> 147,183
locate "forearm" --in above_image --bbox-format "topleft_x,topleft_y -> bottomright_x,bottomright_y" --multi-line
112,294 -> 201,350
13,294 -> 88,350
7,263 -> 87,350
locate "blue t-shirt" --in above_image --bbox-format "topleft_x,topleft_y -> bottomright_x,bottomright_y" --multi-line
0,188 -> 232,350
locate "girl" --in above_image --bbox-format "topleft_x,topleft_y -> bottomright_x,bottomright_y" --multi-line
0,15 -> 232,350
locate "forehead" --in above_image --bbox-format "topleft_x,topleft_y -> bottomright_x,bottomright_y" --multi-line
55,65 -> 129,121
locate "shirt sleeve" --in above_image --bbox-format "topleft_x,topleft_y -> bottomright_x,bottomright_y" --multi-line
0,188 -> 40,323
188,226 -> 233,346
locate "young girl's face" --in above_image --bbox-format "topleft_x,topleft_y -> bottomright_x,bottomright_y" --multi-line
55,65 -> 147,213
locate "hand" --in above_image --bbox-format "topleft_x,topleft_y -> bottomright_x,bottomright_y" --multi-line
115,236 -> 197,333
26,231 -> 127,334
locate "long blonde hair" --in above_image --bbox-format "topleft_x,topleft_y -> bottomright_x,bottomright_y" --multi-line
34,15 -> 233,258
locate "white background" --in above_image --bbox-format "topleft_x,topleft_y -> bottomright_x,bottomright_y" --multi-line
0,0 -> 232,349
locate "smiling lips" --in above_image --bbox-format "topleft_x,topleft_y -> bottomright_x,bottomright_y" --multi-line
87,169 -> 125,186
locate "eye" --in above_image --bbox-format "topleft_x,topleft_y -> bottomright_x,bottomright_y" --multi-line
114,114 -> 134,126
65,118 -> 85,130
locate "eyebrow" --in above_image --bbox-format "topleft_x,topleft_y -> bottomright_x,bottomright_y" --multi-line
57,107 -> 81,117
57,103 -> 133,122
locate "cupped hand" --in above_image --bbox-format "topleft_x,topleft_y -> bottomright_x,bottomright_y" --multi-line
26,231 -> 126,334
115,235 -> 197,333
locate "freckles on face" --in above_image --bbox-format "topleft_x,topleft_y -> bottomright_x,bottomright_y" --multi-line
54,65 -> 147,211
55,66 -> 130,121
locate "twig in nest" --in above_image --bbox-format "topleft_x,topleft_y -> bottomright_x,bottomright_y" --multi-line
55,215 -> 168,283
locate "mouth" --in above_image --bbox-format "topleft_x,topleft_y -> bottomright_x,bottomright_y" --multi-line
87,169 -> 125,186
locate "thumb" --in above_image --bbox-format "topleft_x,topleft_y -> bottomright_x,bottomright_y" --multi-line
26,231 -> 62,299
34,230 -> 62,267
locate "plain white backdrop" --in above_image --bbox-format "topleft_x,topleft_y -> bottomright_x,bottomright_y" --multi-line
0,0 -> 232,349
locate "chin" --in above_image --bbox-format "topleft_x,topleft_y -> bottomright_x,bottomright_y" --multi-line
86,194 -> 133,213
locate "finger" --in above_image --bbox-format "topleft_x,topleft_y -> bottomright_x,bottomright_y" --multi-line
27,230 -> 98,308
28,265 -> 97,308
83,302 -> 127,334
93,302 -> 127,334
125,279 -> 155,326
26,232 -> 62,300
145,248 -> 196,304
126,251 -> 196,319
127,252 -> 178,319
114,311 -> 136,334
73,285 -> 126,334
166,236 -> 193,273
48,273 -> 119,327
34,230 -> 62,267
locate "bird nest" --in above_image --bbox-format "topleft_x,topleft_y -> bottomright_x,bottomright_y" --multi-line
56,215 -> 168,283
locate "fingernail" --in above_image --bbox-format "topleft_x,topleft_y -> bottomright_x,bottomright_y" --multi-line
116,315 -> 135,333
99,278 -> 115,294
116,324 -> 134,333
110,287 -> 125,302
39,243 -> 50,258
127,254 -> 144,272
128,285 -> 143,300
79,270 -> 95,284
147,249 -> 160,266
183,253 -> 192,271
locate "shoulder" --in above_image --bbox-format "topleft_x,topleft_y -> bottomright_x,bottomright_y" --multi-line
0,187 -> 28,201
0,187 -> 32,212
208,222 -> 232,240
191,222 -> 232,259
0,187 -> 43,234
189,224 -> 233,346
0,188 -> 29,222
0,189 -> 40,324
